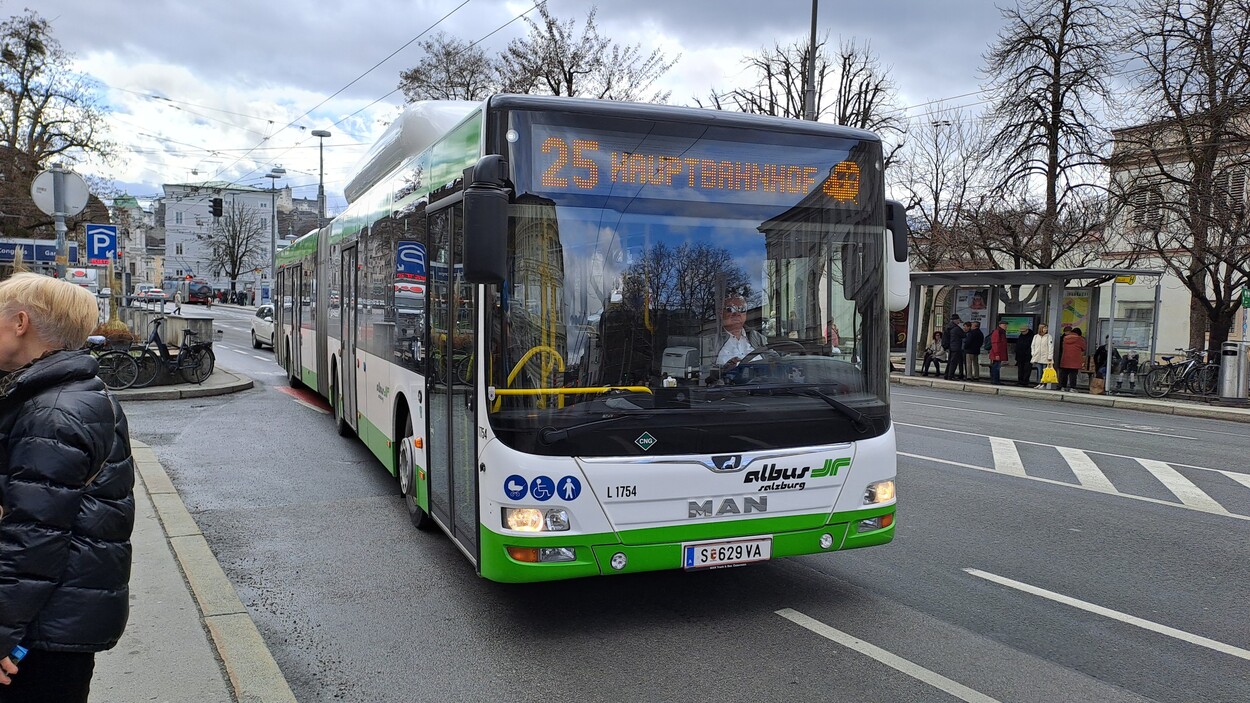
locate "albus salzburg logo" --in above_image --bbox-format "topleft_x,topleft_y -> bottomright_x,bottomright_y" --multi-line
742,457 -> 850,492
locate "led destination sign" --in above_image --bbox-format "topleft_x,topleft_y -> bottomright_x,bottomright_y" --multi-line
529,124 -> 869,208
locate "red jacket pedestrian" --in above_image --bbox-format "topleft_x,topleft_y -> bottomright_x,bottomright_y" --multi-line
1060,328 -> 1087,369
989,323 -> 1009,361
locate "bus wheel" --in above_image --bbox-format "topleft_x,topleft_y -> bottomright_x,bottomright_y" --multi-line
398,415 -> 432,530
332,371 -> 353,438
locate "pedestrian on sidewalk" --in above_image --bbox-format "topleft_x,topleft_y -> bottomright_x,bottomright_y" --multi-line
964,321 -> 984,381
1014,325 -> 1035,386
1059,327 -> 1087,391
922,331 -> 946,376
173,289 -> 183,315
1031,323 -> 1054,388
943,315 -> 966,380
0,273 -> 135,703
988,320 -> 1009,385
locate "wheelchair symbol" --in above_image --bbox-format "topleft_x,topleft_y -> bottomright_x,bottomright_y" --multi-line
530,476 -> 555,501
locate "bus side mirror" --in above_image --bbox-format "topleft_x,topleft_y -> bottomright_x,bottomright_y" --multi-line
885,199 -> 910,313
462,155 -> 509,284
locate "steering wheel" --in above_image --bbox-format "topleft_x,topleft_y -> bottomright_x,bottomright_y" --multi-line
737,340 -> 807,365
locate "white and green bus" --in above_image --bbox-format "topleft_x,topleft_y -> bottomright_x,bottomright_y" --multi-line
275,95 -> 908,582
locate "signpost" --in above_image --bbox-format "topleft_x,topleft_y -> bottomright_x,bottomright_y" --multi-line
30,165 -> 89,278
1242,287 -> 1250,309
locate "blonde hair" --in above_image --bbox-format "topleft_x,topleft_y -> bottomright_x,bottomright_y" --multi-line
0,272 -> 99,350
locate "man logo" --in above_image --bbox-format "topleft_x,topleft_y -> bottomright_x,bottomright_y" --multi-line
711,454 -> 742,472
688,496 -> 767,518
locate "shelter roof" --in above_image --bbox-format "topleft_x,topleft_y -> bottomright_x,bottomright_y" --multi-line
909,267 -> 1164,287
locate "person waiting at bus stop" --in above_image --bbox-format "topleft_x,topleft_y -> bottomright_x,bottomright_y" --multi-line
716,294 -> 766,370
988,319 -> 1009,385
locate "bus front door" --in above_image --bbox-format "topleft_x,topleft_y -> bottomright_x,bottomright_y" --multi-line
340,246 -> 358,431
427,204 -> 478,556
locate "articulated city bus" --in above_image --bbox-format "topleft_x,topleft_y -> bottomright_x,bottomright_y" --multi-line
274,95 -> 908,582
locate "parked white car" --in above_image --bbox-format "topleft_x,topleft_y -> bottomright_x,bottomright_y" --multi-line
251,305 -> 274,349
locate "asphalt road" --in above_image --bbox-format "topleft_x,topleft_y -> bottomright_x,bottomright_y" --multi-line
118,330 -> 1250,703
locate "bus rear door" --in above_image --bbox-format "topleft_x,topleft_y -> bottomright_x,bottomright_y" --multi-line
340,245 -> 359,431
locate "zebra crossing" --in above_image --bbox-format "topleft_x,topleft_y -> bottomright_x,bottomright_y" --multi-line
897,422 -> 1250,519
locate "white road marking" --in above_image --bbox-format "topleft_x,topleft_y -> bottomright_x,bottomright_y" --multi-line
1135,459 -> 1226,513
231,349 -> 251,356
1221,471 -> 1250,489
1056,447 -> 1117,493
776,609 -> 1001,703
898,387 -> 1250,435
894,392 -> 980,404
989,437 -> 1026,476
1049,419 -> 1196,440
899,401 -> 1003,415
898,452 -> 1250,521
895,422 -> 1234,475
964,569 -> 1250,662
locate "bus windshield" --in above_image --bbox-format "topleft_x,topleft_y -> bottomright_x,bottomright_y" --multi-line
488,109 -> 889,457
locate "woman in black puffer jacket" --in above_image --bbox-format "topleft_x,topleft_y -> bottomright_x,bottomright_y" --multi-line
0,273 -> 134,703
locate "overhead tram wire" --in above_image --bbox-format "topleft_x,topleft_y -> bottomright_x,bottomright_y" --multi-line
196,0 -> 477,192
329,0 -> 548,130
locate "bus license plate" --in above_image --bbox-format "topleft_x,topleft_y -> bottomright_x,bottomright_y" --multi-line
682,537 -> 772,570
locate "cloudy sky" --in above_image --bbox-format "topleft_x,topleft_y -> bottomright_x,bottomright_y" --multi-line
34,0 -> 1004,212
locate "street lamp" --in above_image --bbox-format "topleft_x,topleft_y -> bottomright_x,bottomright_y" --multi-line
311,129 -> 331,224
265,166 -> 286,304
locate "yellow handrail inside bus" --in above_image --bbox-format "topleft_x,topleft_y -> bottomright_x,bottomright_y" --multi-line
493,386 -> 653,396
494,345 -> 566,411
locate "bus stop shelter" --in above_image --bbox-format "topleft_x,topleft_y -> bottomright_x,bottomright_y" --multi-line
903,267 -> 1164,378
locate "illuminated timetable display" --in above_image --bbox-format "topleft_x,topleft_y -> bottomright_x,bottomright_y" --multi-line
527,124 -> 869,208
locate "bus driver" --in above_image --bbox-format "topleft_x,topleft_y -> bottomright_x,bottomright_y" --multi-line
716,295 -> 766,370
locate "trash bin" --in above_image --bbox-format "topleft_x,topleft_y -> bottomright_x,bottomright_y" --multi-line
1218,341 -> 1250,398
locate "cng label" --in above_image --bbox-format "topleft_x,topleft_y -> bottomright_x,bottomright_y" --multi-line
811,457 -> 850,478
635,432 -> 658,451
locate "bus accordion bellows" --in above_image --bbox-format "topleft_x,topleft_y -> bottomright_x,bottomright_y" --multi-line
274,94 -> 907,583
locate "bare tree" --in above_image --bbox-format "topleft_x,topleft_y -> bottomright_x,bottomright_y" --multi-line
498,5 -> 677,102
981,0 -> 1115,268
198,201 -> 267,294
697,36 -> 903,161
0,9 -> 113,169
1115,0 -> 1250,349
398,32 -> 497,102
891,109 -> 986,272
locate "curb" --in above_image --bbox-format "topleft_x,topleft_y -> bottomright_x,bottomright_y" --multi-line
116,368 -> 254,400
892,374 -> 1250,424
132,442 -> 297,703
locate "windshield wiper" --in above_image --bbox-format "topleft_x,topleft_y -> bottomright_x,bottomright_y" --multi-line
773,387 -> 874,434
538,413 -> 655,445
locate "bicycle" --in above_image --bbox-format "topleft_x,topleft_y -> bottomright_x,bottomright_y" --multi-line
85,335 -> 139,391
130,316 -> 216,388
1143,348 -> 1218,398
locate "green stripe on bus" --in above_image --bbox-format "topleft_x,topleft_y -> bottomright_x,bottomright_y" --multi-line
477,505 -> 894,583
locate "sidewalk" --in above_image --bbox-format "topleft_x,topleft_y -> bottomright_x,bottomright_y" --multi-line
893,372 -> 1250,424
93,369 -> 294,701
90,443 -> 297,703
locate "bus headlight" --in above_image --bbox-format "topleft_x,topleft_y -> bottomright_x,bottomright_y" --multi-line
503,507 -> 571,532
863,479 -> 896,505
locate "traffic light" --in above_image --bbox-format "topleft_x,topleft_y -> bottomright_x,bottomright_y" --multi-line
210,197 -> 223,217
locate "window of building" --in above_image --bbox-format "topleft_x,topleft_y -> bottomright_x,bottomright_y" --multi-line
1131,183 -> 1163,228
1213,167 -> 1246,219
176,243 -> 183,256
